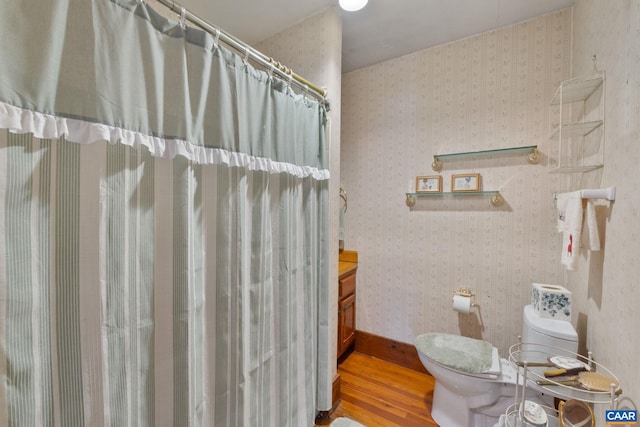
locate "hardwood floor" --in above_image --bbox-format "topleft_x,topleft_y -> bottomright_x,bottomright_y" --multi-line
328,352 -> 439,427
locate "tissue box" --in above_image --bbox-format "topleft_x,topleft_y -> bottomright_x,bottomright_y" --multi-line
531,283 -> 572,321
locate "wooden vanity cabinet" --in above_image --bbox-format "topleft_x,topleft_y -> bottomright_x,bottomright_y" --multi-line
338,271 -> 356,358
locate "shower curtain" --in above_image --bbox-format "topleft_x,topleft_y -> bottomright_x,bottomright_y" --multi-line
0,1 -> 330,426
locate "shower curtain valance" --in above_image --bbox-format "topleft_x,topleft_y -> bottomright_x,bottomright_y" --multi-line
0,0 -> 329,180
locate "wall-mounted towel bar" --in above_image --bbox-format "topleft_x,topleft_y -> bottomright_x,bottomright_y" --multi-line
580,186 -> 615,201
554,186 -> 616,201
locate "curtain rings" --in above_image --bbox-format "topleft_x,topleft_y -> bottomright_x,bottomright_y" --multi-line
243,46 -> 250,67
213,29 -> 221,50
179,7 -> 187,30
303,84 -> 310,104
287,71 -> 293,88
267,60 -> 275,82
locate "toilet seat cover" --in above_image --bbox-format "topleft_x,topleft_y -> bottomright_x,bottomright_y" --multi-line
415,333 -> 493,374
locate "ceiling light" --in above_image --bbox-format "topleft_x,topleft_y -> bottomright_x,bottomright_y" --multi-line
339,0 -> 368,12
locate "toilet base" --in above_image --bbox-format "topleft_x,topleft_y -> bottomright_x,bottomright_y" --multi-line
470,395 -> 514,427
432,381 -> 553,427
431,381 -> 473,426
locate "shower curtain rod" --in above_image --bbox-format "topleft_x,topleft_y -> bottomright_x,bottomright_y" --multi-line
152,0 -> 330,110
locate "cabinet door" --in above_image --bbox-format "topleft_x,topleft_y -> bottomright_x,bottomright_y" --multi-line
338,293 -> 356,356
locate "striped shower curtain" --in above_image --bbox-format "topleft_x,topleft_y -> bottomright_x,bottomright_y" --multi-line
0,0 -> 330,426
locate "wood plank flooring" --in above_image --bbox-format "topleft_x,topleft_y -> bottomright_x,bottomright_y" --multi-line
329,352 -> 439,427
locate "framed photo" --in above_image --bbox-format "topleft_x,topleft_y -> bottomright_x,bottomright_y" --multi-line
416,175 -> 442,193
451,173 -> 481,192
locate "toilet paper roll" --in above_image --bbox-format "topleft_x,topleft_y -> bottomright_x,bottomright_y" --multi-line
453,294 -> 472,314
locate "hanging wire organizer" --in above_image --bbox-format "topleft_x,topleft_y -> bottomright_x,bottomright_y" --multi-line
548,62 -> 605,173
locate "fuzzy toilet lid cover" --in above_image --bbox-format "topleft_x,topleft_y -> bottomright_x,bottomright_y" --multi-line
415,333 -> 493,374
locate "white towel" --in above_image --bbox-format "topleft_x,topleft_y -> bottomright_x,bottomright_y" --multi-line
582,199 -> 600,251
556,192 -> 601,270
556,191 -> 583,270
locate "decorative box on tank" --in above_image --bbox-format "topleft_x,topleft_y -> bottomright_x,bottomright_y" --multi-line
531,283 -> 572,321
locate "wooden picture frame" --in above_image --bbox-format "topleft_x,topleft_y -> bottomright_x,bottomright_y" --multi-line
451,173 -> 481,192
416,175 -> 442,193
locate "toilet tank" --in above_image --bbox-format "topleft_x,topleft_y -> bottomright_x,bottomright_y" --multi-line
522,304 -> 578,355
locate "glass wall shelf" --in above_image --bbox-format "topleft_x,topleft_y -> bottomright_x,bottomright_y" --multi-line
431,145 -> 539,171
405,191 -> 503,207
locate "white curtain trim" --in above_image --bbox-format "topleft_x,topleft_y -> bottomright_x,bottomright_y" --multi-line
0,101 -> 330,181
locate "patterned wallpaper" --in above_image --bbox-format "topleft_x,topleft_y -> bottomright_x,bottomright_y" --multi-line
569,0 -> 640,413
343,0 -> 640,409
341,10 -> 572,356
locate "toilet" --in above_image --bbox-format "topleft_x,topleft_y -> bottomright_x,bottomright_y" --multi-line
415,304 -> 578,427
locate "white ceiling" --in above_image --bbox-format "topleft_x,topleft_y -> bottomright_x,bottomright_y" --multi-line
174,0 -> 574,73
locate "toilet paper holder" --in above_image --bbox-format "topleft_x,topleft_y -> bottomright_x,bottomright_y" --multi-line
453,287 -> 474,298
453,288 -> 478,308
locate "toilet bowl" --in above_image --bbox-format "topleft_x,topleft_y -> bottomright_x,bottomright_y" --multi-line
415,304 -> 578,427
416,333 -> 526,427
